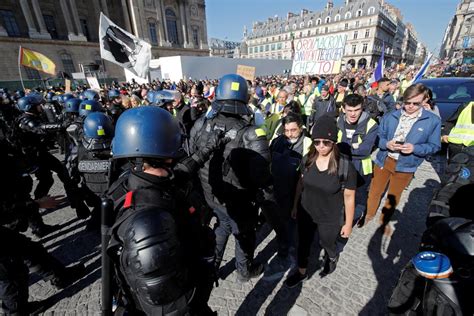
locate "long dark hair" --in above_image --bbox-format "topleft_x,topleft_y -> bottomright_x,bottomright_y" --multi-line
304,141 -> 340,175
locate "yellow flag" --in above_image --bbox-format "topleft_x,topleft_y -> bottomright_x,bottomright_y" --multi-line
20,47 -> 56,75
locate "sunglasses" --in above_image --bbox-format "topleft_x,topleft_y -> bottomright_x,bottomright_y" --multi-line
313,139 -> 333,146
404,101 -> 422,107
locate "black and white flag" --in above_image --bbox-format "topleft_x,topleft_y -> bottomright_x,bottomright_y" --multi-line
99,12 -> 151,78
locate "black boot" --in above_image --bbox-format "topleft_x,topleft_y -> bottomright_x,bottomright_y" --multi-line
237,262 -> 264,283
320,254 -> 339,277
51,263 -> 86,289
32,224 -> 59,238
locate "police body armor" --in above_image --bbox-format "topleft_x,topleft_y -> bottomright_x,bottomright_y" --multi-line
427,149 -> 474,226
76,144 -> 110,195
107,185 -> 193,315
191,114 -> 270,210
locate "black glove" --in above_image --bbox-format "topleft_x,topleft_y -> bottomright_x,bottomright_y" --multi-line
200,129 -> 230,157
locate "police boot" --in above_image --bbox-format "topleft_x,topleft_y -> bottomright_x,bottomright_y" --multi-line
51,263 -> 86,289
320,254 -> 339,277
75,202 -> 91,220
32,223 -> 59,238
237,262 -> 264,283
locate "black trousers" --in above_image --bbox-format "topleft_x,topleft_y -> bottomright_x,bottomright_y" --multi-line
296,205 -> 341,269
0,227 -> 64,314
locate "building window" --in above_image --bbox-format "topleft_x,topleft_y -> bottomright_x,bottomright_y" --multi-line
25,67 -> 41,80
308,20 -> 313,27
362,43 -> 368,53
356,10 -> 363,17
299,31 -> 302,37
344,23 -> 348,30
307,30 -> 311,36
278,35 -> 281,41
166,8 -> 179,44
80,19 -> 90,41
0,10 -> 20,37
260,46 -> 264,52
325,26 -> 328,33
277,43 -> 282,50
355,21 -> 360,27
149,22 -> 158,45
249,47 -> 253,54
316,18 -> 321,25
354,31 -> 358,39
192,27 -> 199,46
61,53 -> 75,75
345,12 -> 352,19
43,15 -> 58,39
265,44 -> 269,51
335,14 -> 341,22
300,22 -> 304,28
368,7 -> 375,15
365,29 -> 370,38
352,44 -> 357,54
292,24 -> 297,30
271,44 -> 275,50
95,53 -> 104,71
325,16 -> 331,23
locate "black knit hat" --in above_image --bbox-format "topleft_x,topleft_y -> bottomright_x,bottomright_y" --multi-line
311,115 -> 338,142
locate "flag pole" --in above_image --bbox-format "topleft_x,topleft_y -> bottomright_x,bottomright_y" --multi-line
18,46 -> 26,92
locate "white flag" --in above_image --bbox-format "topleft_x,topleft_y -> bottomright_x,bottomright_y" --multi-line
99,12 -> 151,78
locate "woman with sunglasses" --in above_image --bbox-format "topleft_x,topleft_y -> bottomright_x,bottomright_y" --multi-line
285,115 -> 357,287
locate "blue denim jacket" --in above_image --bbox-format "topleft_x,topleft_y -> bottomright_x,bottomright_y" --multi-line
375,109 -> 441,173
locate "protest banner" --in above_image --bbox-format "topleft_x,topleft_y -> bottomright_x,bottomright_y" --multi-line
236,64 -> 256,81
65,79 -> 71,93
86,76 -> 101,91
291,34 -> 347,75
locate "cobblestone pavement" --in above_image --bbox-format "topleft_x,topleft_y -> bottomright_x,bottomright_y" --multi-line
25,156 -> 444,315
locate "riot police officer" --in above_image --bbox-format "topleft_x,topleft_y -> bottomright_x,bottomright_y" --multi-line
107,89 -> 125,124
189,74 -> 271,282
105,106 -> 226,315
0,140 -> 86,314
70,112 -> 114,231
12,94 -> 90,222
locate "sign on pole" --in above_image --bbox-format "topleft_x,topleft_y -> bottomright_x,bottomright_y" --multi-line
86,76 -> 101,91
291,34 -> 347,75
65,79 -> 71,93
236,64 -> 256,81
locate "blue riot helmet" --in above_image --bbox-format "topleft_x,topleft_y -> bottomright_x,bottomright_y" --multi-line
153,90 -> 174,107
83,89 -> 100,101
112,106 -> 182,160
108,89 -> 121,99
79,99 -> 102,117
46,92 -> 55,101
62,93 -> 74,103
213,74 -> 251,115
82,112 -> 115,151
52,95 -> 62,103
146,90 -> 155,103
16,96 -> 35,112
27,92 -> 44,105
65,98 -> 82,113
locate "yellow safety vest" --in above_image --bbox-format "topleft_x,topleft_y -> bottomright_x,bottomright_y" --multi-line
337,118 -> 377,175
448,102 -> 474,147
264,113 -> 281,141
298,94 -> 313,116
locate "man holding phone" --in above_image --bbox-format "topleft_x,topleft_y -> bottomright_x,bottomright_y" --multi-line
362,83 -> 441,234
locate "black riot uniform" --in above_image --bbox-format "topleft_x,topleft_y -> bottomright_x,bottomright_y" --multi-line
0,140 -> 85,315
104,106 -> 226,315
189,74 -> 271,281
12,95 -> 90,220
69,112 -> 114,231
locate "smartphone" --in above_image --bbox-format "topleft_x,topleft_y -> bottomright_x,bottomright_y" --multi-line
395,141 -> 405,145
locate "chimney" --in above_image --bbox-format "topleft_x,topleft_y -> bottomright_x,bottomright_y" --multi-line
326,1 -> 334,10
301,9 -> 309,18
287,12 -> 294,20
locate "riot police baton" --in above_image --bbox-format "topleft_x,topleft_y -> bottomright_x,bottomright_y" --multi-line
101,197 -> 113,316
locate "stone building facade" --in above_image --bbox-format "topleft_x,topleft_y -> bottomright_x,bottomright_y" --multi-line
241,0 -> 420,70
440,0 -> 474,61
209,37 -> 240,58
0,0 -> 209,84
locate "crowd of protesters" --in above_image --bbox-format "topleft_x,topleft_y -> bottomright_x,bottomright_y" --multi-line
1,57 -> 470,313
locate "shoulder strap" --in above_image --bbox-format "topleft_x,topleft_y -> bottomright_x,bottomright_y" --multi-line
338,157 -> 350,189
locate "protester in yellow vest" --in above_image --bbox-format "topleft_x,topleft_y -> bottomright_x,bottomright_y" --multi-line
264,90 -> 287,140
298,84 -> 316,118
266,113 -> 313,257
336,94 -> 379,225
442,101 -> 474,160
